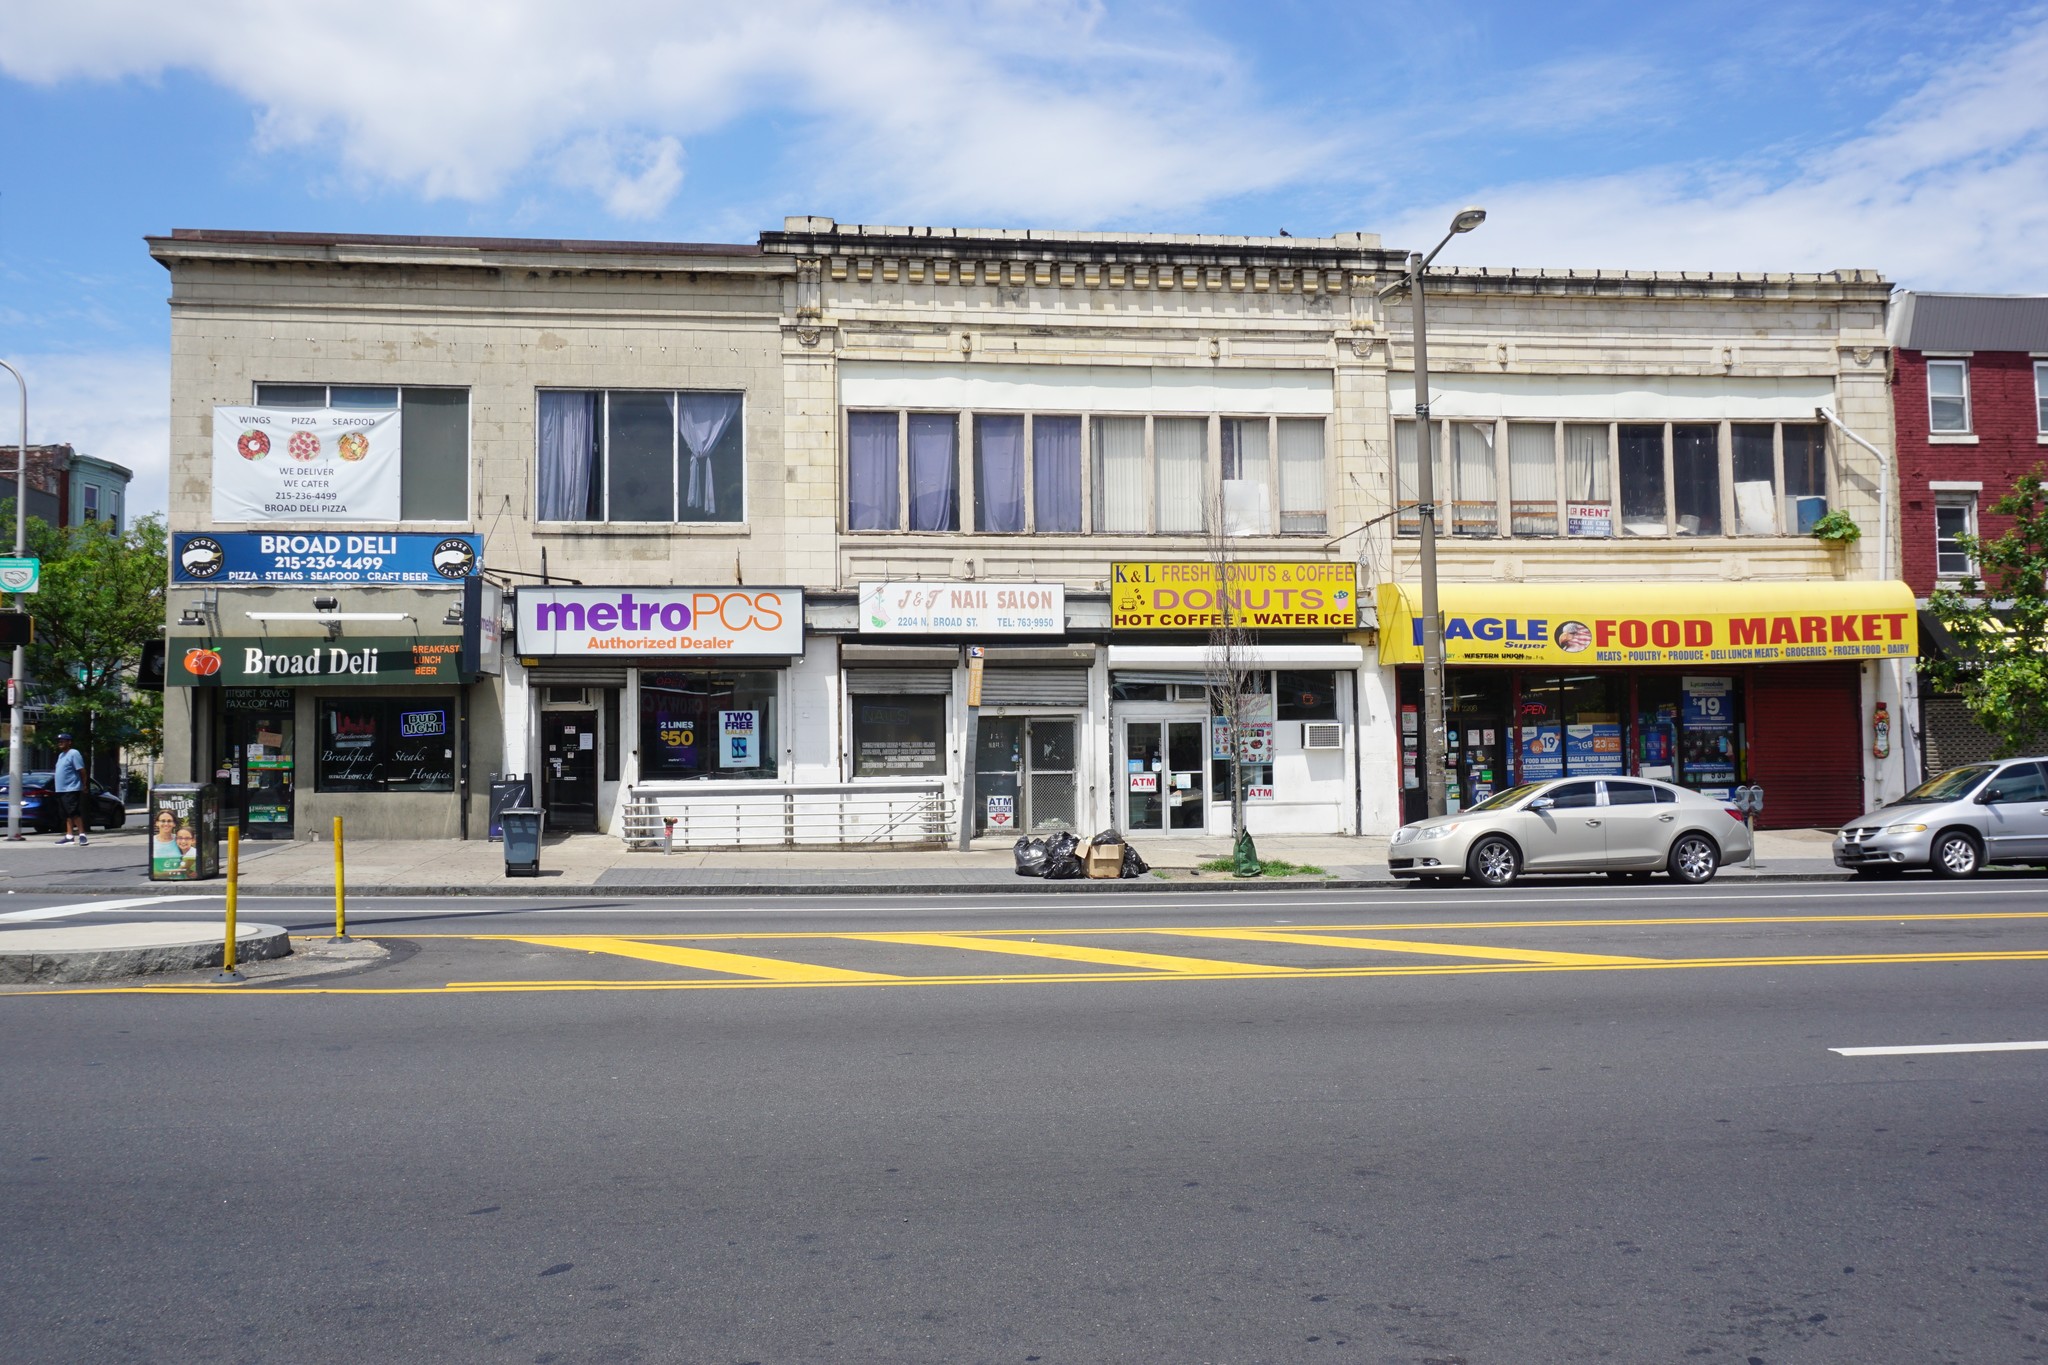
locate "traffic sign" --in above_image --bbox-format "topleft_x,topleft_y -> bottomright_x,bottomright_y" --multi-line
0,557 -> 38,594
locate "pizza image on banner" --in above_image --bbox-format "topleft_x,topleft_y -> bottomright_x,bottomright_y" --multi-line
211,405 -> 401,524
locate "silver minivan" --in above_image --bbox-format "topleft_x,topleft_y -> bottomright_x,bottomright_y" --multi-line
1833,758 -> 2048,878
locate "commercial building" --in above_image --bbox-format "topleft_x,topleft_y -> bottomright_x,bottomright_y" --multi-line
152,221 -> 1909,843
1887,292 -> 2048,771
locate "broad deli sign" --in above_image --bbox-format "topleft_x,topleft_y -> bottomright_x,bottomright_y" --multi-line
169,637 -> 467,686
515,587 -> 803,656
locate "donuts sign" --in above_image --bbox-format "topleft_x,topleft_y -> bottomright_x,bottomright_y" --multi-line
212,405 -> 400,523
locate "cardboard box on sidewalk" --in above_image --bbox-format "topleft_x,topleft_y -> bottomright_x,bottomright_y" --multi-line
1083,842 -> 1123,879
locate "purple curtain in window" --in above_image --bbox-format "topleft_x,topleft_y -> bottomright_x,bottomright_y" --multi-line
538,391 -> 599,520
678,391 -> 743,518
1032,415 -> 1082,532
975,415 -> 1026,532
908,413 -> 959,532
847,411 -> 899,530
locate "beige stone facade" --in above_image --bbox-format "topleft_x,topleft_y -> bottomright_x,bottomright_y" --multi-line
150,220 -> 1906,845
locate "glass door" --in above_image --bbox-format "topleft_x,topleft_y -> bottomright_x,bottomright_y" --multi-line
975,718 -> 1024,835
220,688 -> 294,839
1121,717 -> 1208,833
1025,719 -> 1077,832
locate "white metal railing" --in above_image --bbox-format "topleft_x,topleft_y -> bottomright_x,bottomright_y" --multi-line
623,780 -> 955,850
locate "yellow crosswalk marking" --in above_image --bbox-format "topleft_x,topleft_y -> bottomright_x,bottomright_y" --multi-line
837,931 -> 1297,974
1159,927 -> 1659,966
505,935 -> 895,982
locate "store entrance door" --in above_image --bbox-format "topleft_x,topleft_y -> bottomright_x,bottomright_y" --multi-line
219,688 -> 295,839
1120,717 -> 1208,833
542,710 -> 599,832
975,717 -> 1080,835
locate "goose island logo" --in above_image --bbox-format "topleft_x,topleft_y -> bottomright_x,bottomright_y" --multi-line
177,536 -> 226,580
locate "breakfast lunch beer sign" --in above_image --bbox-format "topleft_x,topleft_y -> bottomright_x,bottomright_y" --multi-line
212,406 -> 402,523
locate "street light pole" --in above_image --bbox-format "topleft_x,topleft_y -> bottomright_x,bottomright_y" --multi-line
1,359 -> 26,842
1406,208 -> 1486,819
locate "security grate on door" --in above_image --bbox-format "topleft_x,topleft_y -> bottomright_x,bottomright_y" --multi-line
1029,771 -> 1078,831
1922,696 -> 2002,772
981,667 -> 1089,707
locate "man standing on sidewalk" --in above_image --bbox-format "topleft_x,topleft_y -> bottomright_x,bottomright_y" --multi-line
53,733 -> 87,846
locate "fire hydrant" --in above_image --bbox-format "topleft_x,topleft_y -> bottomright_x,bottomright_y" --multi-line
662,816 -> 677,855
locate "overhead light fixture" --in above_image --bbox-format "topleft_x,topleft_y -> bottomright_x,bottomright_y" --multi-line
313,595 -> 340,612
442,604 -> 465,626
244,612 -> 411,622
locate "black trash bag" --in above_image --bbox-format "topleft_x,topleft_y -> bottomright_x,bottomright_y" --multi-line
1041,830 -> 1085,880
1013,836 -> 1050,878
1089,828 -> 1126,848
1119,844 -> 1150,878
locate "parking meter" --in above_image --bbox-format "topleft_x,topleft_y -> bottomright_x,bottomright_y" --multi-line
1732,785 -> 1763,867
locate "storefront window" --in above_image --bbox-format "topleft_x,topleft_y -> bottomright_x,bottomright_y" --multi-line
1276,671 -> 1339,721
851,696 -> 948,777
639,671 -> 779,780
1518,674 -> 1624,780
315,697 -> 456,793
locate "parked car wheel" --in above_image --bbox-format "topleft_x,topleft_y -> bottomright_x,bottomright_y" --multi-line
1467,835 -> 1521,888
1667,832 -> 1720,884
1929,829 -> 1981,879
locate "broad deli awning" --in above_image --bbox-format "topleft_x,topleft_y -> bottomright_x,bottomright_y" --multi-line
1376,581 -> 1917,667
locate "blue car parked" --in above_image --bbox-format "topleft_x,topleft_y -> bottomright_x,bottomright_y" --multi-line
0,770 -> 128,833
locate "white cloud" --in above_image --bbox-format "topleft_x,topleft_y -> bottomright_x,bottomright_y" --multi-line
0,0 -> 1336,225
0,351 -> 170,521
1378,13 -> 2048,292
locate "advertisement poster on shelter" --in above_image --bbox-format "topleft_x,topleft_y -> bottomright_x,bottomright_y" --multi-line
212,406 -> 401,523
1681,677 -> 1738,783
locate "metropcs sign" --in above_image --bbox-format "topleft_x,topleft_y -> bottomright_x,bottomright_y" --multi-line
516,587 -> 803,656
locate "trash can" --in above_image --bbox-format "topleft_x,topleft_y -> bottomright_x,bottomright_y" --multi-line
502,806 -> 543,877
148,783 -> 222,881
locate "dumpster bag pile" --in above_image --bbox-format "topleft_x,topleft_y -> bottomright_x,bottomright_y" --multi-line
1013,829 -> 1150,880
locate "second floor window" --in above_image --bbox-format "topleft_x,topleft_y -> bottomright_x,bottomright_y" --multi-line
255,384 -> 469,521
1927,359 -> 1970,433
538,389 -> 745,524
1935,495 -> 1977,580
847,409 -> 1327,536
2036,361 -> 2047,436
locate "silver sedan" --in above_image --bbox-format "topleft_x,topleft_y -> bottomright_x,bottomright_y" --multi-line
1388,777 -> 1755,887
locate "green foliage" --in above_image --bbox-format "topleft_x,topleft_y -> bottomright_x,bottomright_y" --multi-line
1809,509 -> 1862,544
7,505 -> 167,764
1928,468 -> 2048,756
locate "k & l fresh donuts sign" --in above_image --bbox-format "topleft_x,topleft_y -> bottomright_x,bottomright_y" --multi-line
212,406 -> 401,523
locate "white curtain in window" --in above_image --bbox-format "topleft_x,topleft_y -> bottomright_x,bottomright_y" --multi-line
538,390 -> 599,521
1221,418 -> 1270,536
1277,419 -> 1325,534
677,391 -> 742,519
1156,418 -> 1207,534
1507,423 -> 1557,535
1394,421 -> 1433,534
1452,422 -> 1497,534
1563,423 -> 1611,536
1093,417 -> 1146,532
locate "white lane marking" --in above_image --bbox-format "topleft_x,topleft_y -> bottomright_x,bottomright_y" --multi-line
0,894 -> 219,922
1831,1040 -> 2048,1056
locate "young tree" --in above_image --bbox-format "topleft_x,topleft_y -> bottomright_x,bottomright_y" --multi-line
1927,468 -> 2048,754
14,509 -> 167,782
1205,489 -> 1263,877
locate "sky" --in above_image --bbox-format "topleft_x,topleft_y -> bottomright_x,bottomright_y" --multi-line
3,0 -> 2046,520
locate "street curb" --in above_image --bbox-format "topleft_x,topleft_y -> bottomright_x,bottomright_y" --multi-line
7,872 -> 1856,898
0,922 -> 292,983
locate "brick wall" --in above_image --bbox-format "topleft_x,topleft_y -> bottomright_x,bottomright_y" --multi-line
1895,348 -> 2047,596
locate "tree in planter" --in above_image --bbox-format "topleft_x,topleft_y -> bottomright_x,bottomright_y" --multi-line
1927,467 -> 2048,755
8,506 -> 167,794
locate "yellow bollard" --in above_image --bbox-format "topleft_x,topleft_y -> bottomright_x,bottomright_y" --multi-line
331,815 -> 350,942
216,825 -> 243,982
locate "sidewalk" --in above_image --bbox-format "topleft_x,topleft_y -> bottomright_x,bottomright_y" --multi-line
0,823 -> 1849,897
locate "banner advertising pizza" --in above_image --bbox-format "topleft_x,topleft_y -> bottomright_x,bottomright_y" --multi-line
212,406 -> 402,523
1110,561 -> 1358,630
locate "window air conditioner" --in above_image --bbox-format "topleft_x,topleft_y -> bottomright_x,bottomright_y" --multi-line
1303,722 -> 1344,750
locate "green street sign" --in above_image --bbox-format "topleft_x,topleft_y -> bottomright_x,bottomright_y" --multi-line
0,557 -> 38,594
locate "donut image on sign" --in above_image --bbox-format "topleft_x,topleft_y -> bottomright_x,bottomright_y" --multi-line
336,432 -> 369,462
288,430 -> 321,460
237,429 -> 270,460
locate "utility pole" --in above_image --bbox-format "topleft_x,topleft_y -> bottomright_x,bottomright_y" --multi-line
1,359 -> 26,842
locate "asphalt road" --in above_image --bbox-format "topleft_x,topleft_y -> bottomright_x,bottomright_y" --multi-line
5,879 -> 2046,1363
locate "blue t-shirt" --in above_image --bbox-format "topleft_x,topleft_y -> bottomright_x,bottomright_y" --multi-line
53,748 -> 85,792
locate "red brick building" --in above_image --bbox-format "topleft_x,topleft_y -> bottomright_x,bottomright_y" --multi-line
1890,292 -> 2048,769
1890,293 -> 2048,597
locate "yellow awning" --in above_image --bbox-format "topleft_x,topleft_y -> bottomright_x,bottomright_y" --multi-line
1376,580 -> 1917,667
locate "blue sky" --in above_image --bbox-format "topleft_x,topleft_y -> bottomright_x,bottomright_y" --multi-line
3,0 -> 2045,516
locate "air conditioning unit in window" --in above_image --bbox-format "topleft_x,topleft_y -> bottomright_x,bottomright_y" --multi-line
1303,722 -> 1343,750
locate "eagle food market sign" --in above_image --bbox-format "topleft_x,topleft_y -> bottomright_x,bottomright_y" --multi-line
169,637 -> 468,686
212,406 -> 401,523
1111,561 -> 1358,630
